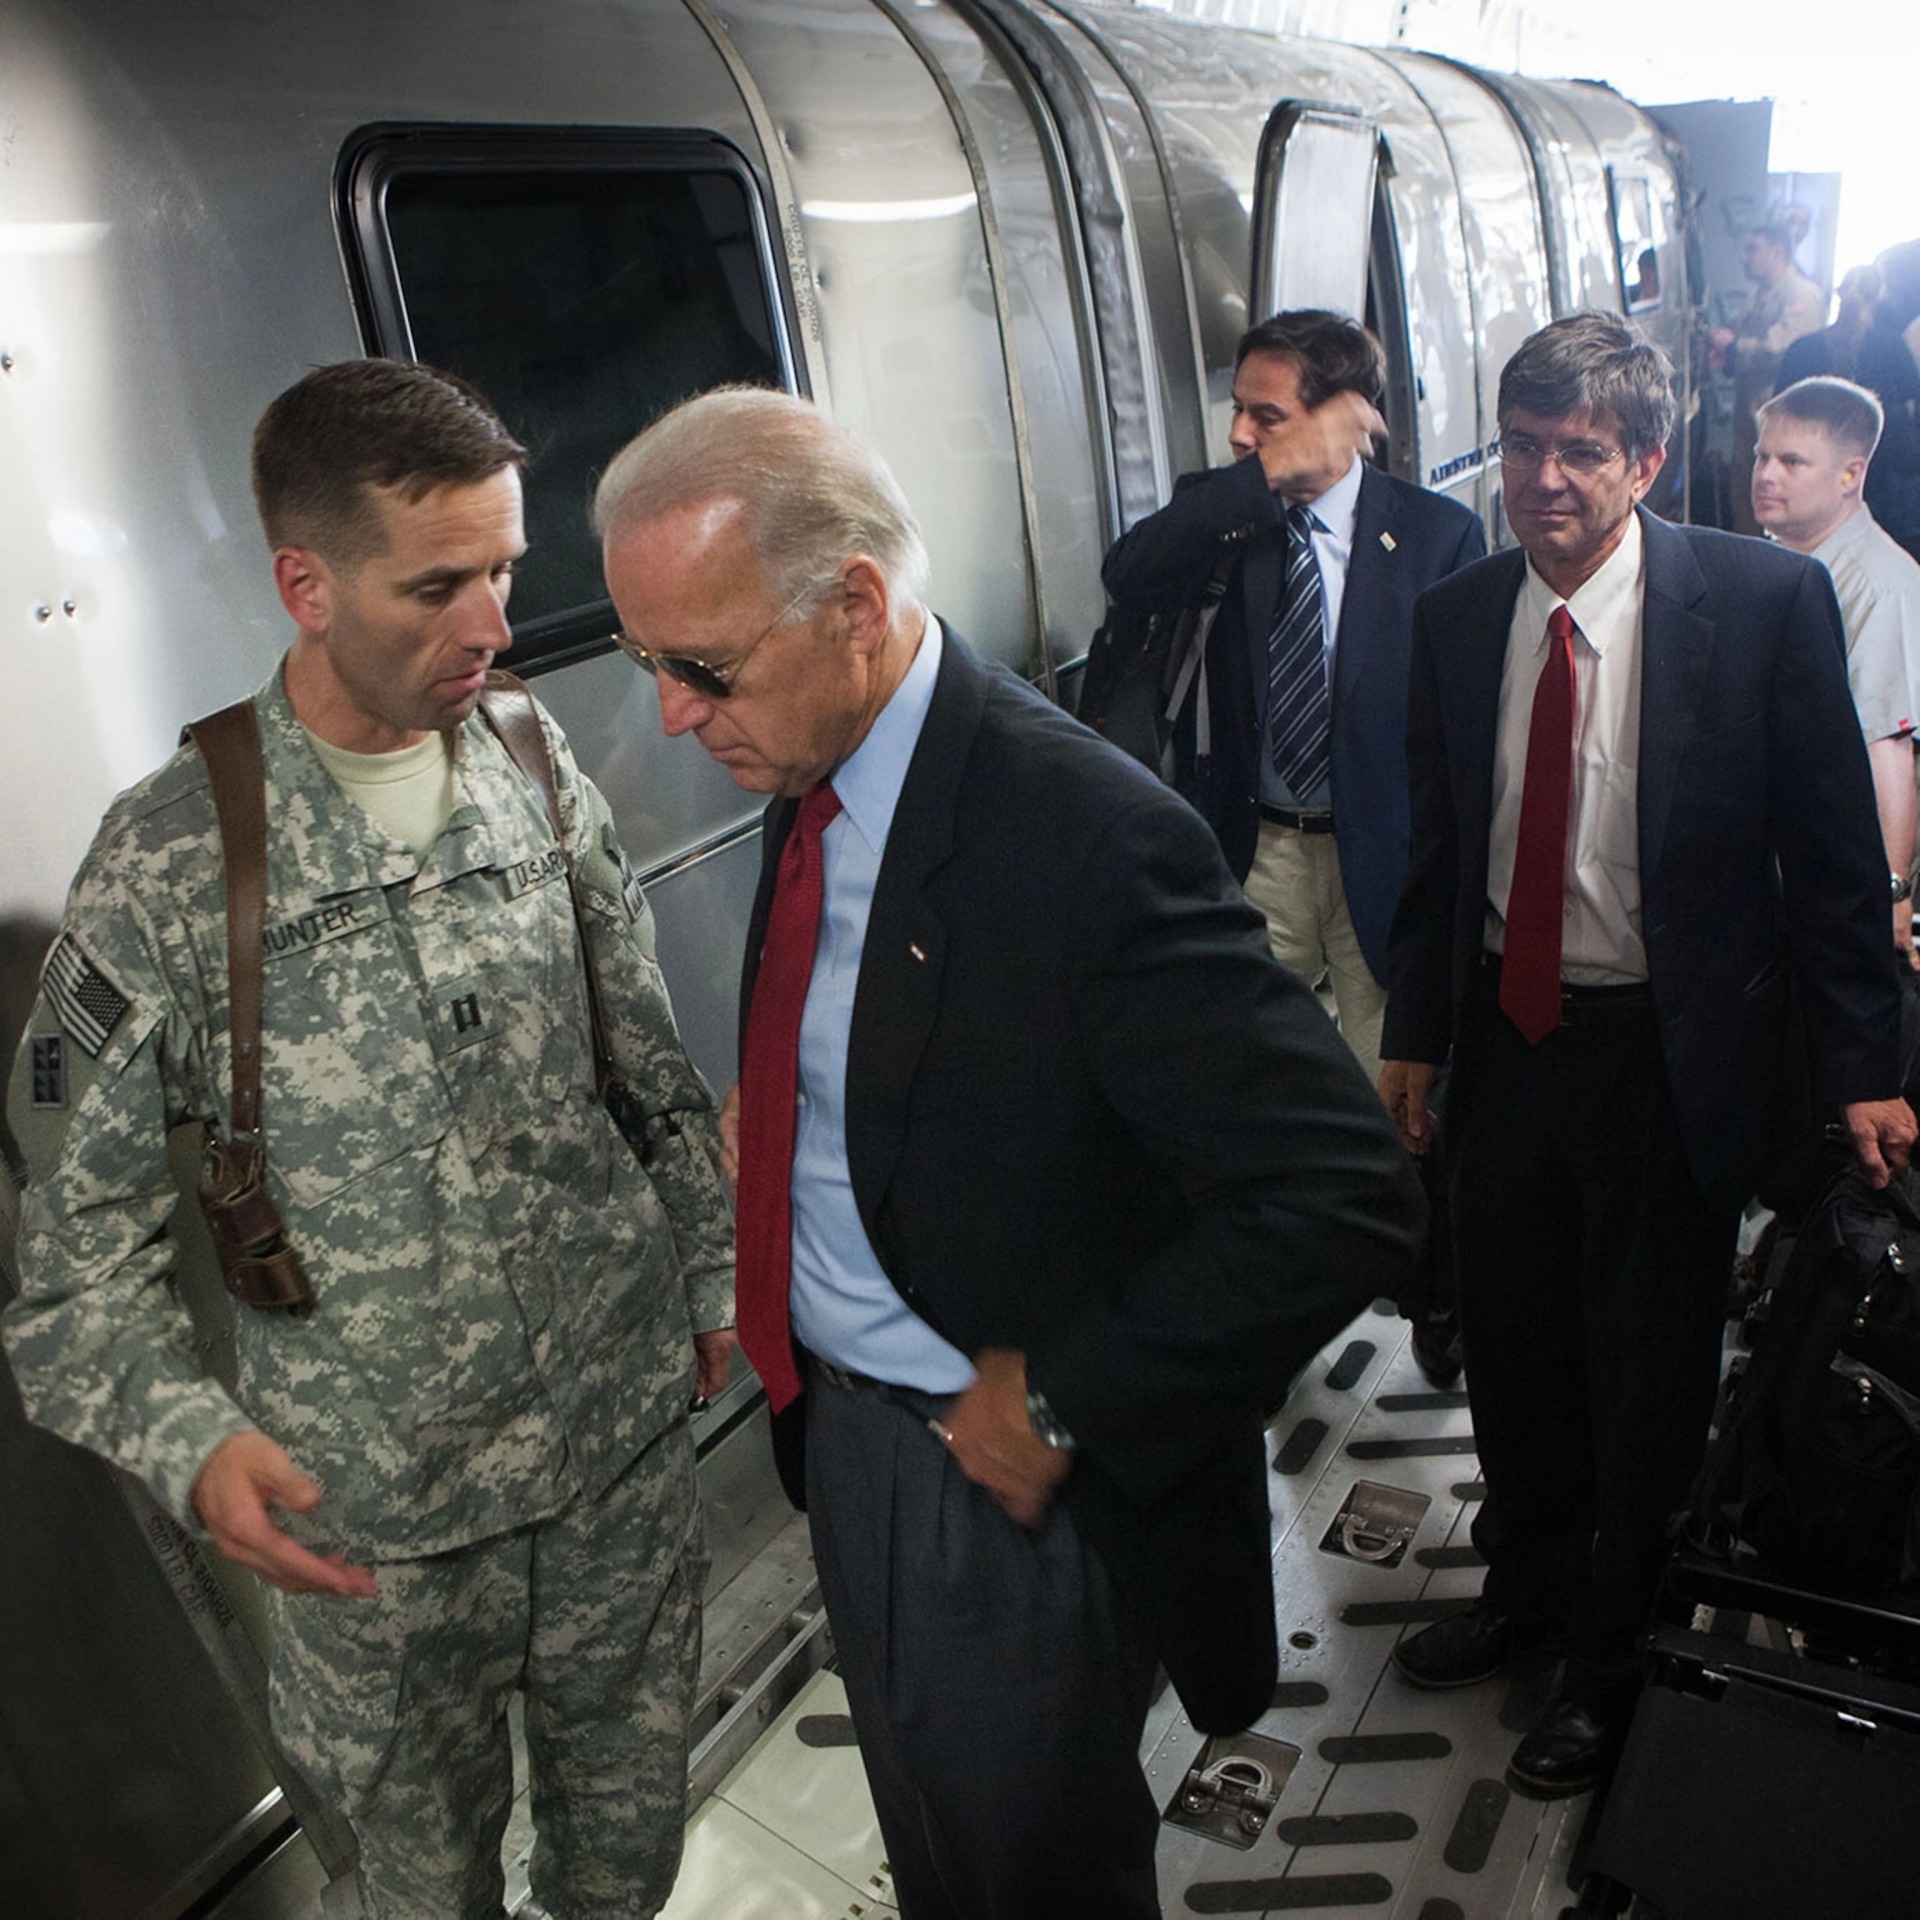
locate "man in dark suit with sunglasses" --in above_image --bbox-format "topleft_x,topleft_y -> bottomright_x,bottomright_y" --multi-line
598,385 -> 1422,1920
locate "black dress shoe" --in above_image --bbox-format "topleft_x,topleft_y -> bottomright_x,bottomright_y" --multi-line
1410,1310 -> 1464,1388
1390,1603 -> 1555,1689
1506,1693 -> 1626,1799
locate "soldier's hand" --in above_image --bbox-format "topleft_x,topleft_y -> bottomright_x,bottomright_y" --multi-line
192,1430 -> 378,1598
717,1083 -> 741,1191
935,1348 -> 1072,1531
692,1326 -> 737,1404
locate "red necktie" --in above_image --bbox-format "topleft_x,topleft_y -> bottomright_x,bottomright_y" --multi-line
735,783 -> 842,1412
1500,604 -> 1577,1045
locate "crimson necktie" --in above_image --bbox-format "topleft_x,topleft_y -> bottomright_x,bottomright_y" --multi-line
1500,604 -> 1577,1045
735,783 -> 842,1411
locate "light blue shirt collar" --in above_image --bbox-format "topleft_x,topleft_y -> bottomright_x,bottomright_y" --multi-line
828,610 -> 942,854
787,609 -> 973,1393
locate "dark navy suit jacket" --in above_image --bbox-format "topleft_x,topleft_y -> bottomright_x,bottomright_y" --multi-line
1101,453 -> 1485,979
1382,507 -> 1902,1215
743,630 -> 1422,1731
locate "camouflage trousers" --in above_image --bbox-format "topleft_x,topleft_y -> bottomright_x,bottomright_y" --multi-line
266,1419 -> 706,1919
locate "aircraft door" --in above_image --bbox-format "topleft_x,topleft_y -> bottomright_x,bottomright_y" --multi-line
1250,104 -> 1379,328
1249,104 -> 1422,482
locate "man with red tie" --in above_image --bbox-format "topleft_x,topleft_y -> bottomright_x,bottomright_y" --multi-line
1378,313 -> 1915,1798
597,386 -> 1422,1919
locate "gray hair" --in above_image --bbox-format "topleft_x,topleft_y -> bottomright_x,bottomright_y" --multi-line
1497,312 -> 1676,461
593,386 -> 930,615
1759,376 -> 1886,462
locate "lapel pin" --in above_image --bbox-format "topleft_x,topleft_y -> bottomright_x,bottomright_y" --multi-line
908,942 -> 928,964
1379,530 -> 1397,551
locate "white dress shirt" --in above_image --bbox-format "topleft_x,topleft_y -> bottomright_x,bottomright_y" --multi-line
1486,512 -> 1649,983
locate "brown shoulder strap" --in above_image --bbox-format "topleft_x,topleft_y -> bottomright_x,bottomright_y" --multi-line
182,702 -> 268,1139
476,670 -> 617,1094
181,700 -> 313,1312
477,668 -> 562,837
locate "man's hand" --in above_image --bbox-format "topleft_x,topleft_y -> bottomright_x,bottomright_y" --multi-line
717,1083 -> 740,1192
1350,394 -> 1389,453
693,1327 -> 738,1404
192,1430 -> 377,1598
1377,1059 -> 1438,1155
1843,1097 -> 1918,1189
936,1348 -> 1072,1530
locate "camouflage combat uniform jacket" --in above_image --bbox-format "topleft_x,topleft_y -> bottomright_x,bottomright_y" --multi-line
3,667 -> 733,1560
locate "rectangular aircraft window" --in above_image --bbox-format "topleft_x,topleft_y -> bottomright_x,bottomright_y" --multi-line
1609,170 -> 1662,314
339,129 -> 791,665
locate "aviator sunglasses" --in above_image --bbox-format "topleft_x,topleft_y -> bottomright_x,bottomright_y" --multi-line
613,579 -> 826,701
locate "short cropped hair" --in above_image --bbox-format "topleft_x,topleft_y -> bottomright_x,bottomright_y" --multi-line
252,359 -> 527,566
1749,221 -> 1796,257
1758,376 -> 1885,462
593,386 -> 930,614
1497,312 -> 1676,461
1235,310 -> 1387,410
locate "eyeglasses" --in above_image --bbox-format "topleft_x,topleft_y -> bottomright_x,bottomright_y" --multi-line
1499,434 -> 1626,475
613,580 -> 822,700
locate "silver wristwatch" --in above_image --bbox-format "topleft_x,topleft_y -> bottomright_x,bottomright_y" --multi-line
1025,1387 -> 1077,1451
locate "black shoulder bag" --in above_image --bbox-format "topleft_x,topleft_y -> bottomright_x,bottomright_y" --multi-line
1077,529 -> 1246,782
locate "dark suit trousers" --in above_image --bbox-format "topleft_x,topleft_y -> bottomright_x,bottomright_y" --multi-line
802,1373 -> 1160,1920
1447,968 -> 1737,1697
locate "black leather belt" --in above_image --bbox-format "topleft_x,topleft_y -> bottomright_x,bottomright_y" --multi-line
807,1353 -> 954,1425
1260,804 -> 1335,834
1478,951 -> 1654,1024
810,1356 -> 891,1393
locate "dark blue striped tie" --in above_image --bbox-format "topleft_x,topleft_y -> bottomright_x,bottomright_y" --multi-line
1267,504 -> 1331,799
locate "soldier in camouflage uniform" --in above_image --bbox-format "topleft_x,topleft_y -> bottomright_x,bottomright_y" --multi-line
2,361 -> 734,1918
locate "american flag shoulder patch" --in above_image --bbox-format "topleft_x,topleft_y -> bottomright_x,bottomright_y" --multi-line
42,933 -> 131,1058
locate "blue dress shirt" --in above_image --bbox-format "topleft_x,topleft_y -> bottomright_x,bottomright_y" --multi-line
788,617 -> 977,1391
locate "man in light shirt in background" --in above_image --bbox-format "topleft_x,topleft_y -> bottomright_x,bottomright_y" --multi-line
1754,375 -> 1920,965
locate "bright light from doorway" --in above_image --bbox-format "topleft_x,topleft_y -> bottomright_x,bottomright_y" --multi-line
1463,3 -> 1917,279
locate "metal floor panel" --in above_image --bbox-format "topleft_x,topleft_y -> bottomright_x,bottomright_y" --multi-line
1148,1305 -> 1596,1920
660,1669 -> 898,1920
680,1305 -> 1604,1920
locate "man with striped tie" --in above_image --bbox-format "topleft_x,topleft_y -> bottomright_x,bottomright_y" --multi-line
1101,309 -> 1484,1089
1378,312 -> 1914,1798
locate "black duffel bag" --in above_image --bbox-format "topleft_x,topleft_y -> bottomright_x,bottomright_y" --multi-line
1690,1160 -> 1920,1594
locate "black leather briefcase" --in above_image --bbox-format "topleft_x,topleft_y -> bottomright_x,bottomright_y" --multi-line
1579,1622 -> 1920,1918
